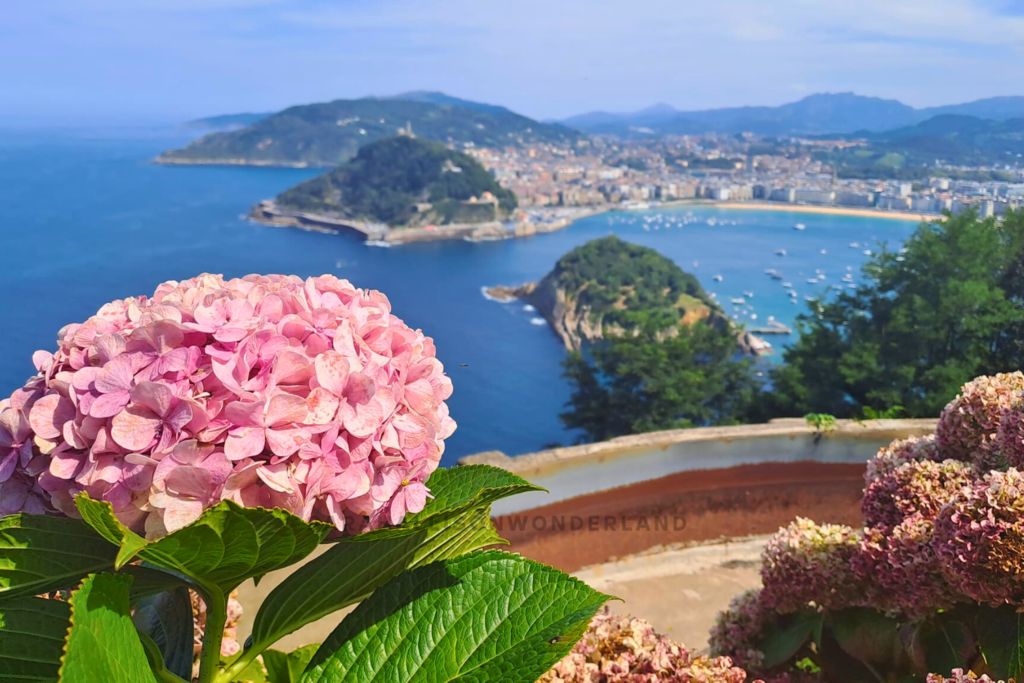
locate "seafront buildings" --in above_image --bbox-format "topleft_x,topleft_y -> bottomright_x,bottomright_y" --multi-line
464,134 -> 1024,218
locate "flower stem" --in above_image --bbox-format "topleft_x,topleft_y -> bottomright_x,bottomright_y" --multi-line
197,588 -> 227,683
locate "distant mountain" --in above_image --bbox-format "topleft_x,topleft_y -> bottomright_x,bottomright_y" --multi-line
186,112 -> 272,130
158,94 -> 583,167
563,93 -> 1024,137
566,93 -> 918,136
274,136 -> 516,227
853,114 -> 1024,166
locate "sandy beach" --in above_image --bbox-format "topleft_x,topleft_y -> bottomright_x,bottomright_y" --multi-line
709,201 -> 940,222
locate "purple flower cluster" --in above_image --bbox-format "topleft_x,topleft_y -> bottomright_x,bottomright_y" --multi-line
541,607 -> 755,683
933,467 -> 1024,606
760,518 -> 862,613
0,274 -> 455,537
926,671 -> 1002,683
861,459 -> 975,531
935,372 -> 1024,469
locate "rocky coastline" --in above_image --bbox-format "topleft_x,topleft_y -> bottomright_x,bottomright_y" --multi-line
484,278 -> 772,357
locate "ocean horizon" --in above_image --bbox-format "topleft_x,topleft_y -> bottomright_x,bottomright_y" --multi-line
0,128 -> 919,464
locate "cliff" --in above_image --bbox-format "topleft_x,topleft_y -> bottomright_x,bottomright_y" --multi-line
486,236 -> 770,356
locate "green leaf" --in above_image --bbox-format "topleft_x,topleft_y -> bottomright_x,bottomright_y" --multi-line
830,607 -> 902,666
903,613 -> 976,677
263,646 -> 318,683
132,587 -> 194,680
59,572 -> 159,683
0,597 -> 70,682
248,465 -> 541,654
0,513 -> 118,602
407,464 -> 542,521
300,550 -> 610,683
76,495 -> 330,593
977,604 -> 1024,680
759,610 -> 824,669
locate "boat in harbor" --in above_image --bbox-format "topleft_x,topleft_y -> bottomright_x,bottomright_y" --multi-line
782,281 -> 793,288
794,223 -> 806,231
775,249 -> 787,256
743,290 -> 754,298
730,297 -> 746,305
714,275 -> 724,282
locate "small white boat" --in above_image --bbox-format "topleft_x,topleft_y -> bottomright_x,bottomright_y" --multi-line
743,291 -> 754,298
794,223 -> 806,231
750,314 -> 758,320
782,281 -> 793,288
805,295 -> 817,302
713,275 -> 724,282
775,249 -> 787,256
820,249 -> 827,255
849,242 -> 859,248
730,297 -> 746,305
863,249 -> 873,256
807,278 -> 819,284
788,290 -> 798,297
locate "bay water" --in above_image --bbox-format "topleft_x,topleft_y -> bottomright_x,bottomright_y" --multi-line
0,129 -> 918,463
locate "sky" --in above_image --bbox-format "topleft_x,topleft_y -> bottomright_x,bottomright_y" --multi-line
5,0 -> 1024,125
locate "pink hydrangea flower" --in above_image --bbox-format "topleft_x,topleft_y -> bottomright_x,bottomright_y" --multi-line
0,274 -> 455,538
708,589 -> 777,673
935,372 -> 1024,469
926,671 -> 1003,683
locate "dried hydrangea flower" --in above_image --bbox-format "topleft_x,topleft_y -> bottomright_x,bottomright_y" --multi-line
935,372 -> 1024,469
851,514 -> 954,618
926,670 -> 1003,683
861,459 -> 976,531
708,589 -> 777,672
864,434 -> 941,485
540,607 -> 752,683
933,468 -> 1024,606
0,273 -> 456,538
760,518 -> 862,613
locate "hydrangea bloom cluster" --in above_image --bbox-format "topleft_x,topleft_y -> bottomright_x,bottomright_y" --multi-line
861,459 -> 975,531
0,273 -> 455,537
935,371 -> 1024,469
926,672 -> 1002,683
996,401 -> 1024,470
864,434 -> 941,484
851,514 -> 953,618
540,608 -> 754,683
759,518 -> 862,613
933,468 -> 1024,606
708,589 -> 775,672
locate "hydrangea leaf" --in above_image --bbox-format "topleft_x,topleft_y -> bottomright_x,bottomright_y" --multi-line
903,613 -> 976,677
75,495 -> 331,593
0,513 -> 118,602
262,645 -> 319,683
405,464 -> 542,521
59,572 -> 159,683
299,550 -> 610,683
0,597 -> 70,681
132,586 -> 194,680
247,465 -> 541,655
829,607 -> 902,667
976,605 -> 1024,680
759,610 -> 824,669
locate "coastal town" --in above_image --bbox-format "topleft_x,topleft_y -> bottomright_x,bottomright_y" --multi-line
465,134 -> 1024,224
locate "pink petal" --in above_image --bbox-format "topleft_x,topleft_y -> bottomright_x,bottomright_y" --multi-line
111,405 -> 161,451
344,373 -> 376,404
265,392 -> 308,426
266,427 -> 310,457
29,393 -> 76,440
131,382 -> 175,418
341,399 -> 384,438
223,400 -> 265,427
256,463 -> 295,493
89,390 -> 130,418
0,452 -> 18,483
49,450 -> 85,480
314,351 -> 351,396
94,355 -> 135,394
304,387 -> 339,425
166,466 -> 212,499
225,427 -> 266,460
163,497 -> 206,533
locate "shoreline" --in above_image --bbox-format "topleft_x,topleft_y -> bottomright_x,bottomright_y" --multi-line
704,200 -> 940,222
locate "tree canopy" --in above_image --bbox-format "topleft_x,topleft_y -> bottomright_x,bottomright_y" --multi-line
561,320 -> 758,442
768,209 -> 1024,418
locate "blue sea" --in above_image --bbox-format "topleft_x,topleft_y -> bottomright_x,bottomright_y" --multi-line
0,128 -> 918,464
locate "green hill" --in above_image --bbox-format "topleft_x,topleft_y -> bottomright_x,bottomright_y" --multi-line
158,95 -> 583,167
274,136 -> 517,227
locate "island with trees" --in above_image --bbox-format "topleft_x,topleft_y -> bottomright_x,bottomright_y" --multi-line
250,136 -> 521,243
487,236 -> 767,442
